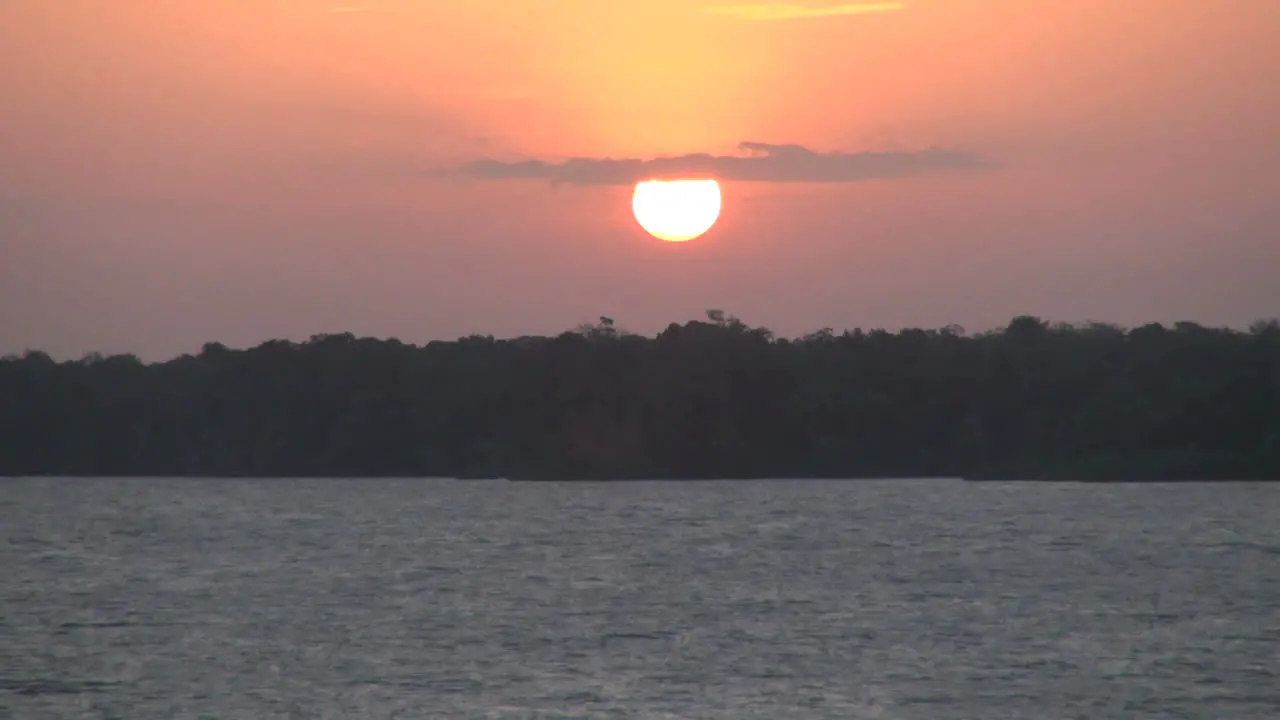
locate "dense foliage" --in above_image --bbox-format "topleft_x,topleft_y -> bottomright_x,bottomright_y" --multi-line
3,312 -> 1279,480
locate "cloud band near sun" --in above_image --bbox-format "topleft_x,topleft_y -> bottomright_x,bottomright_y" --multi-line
701,3 -> 905,21
440,142 -> 988,186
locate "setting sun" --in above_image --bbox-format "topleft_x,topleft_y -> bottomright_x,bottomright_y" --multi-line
631,179 -> 722,242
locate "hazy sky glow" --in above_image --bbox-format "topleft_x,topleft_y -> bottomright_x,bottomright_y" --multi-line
2,0 -> 1278,359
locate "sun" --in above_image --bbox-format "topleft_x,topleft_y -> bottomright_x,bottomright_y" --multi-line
631,179 -> 722,242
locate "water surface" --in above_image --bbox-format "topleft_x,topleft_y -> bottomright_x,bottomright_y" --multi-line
2,478 -> 1277,719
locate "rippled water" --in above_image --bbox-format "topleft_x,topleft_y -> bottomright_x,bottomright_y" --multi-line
1,478 -> 1277,719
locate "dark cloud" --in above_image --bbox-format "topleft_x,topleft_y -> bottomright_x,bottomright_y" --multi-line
437,141 -> 989,186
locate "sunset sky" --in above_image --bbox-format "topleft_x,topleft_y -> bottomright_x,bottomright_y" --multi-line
3,0 -> 1278,359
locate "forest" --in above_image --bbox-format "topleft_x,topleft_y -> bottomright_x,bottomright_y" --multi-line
2,312 -> 1278,481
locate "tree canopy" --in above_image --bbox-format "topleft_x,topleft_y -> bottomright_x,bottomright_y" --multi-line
3,313 -> 1278,480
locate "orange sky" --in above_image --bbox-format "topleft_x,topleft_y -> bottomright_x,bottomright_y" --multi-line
3,0 -> 1278,358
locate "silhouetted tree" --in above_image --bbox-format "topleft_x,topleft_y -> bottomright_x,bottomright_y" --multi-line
2,313 -> 1278,480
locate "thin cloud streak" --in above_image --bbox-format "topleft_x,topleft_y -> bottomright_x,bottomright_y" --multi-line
702,3 -> 905,21
440,142 -> 988,186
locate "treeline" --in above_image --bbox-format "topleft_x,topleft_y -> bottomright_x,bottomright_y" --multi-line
2,312 -> 1279,480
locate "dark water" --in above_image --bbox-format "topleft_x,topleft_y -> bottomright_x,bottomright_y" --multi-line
1,478 -> 1277,719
